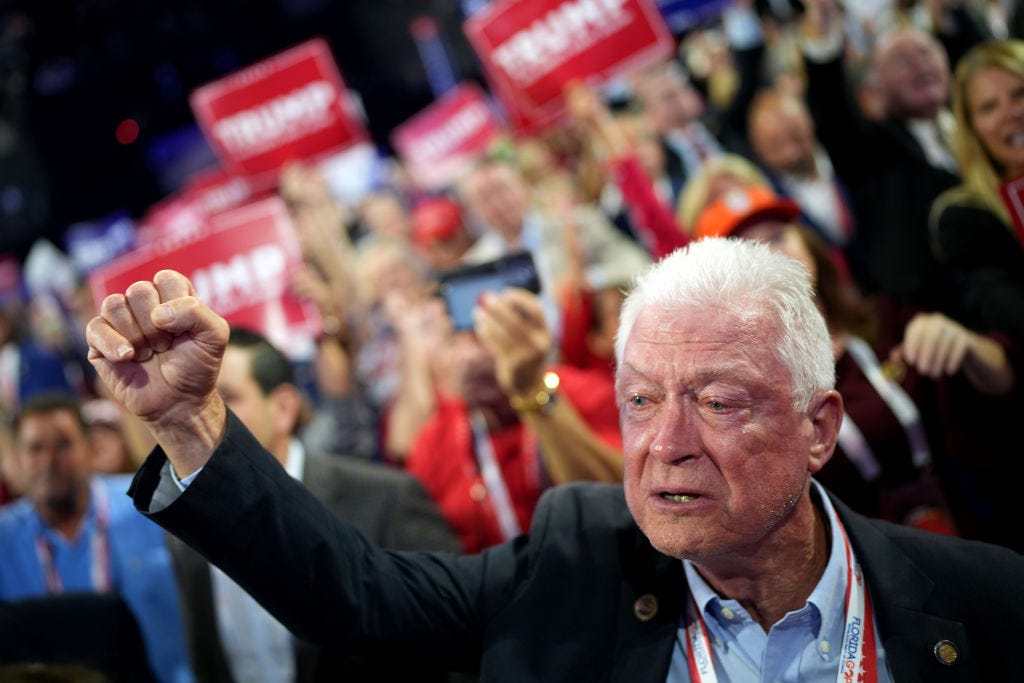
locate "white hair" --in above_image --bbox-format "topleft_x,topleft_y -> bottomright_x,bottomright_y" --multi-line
614,238 -> 834,410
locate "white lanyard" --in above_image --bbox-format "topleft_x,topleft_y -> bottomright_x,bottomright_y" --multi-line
469,410 -> 521,541
837,412 -> 882,481
843,336 -> 932,469
681,512 -> 878,683
35,479 -> 112,594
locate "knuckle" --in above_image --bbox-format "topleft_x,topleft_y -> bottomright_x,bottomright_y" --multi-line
125,280 -> 155,298
100,293 -> 128,318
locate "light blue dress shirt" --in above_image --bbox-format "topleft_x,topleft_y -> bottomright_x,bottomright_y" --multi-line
0,475 -> 194,683
666,482 -> 893,682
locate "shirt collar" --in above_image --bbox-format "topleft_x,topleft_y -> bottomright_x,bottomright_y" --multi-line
681,479 -> 848,639
284,438 -> 305,481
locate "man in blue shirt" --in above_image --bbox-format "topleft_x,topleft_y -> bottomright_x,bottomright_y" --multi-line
0,392 -> 193,683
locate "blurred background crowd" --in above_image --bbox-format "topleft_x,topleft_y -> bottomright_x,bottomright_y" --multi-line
1,0 -> 1024,680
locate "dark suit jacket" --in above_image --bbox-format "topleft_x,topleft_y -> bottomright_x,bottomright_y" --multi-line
135,412 -> 1024,682
804,53 -> 960,309
931,195 -> 1024,347
166,444 -> 462,683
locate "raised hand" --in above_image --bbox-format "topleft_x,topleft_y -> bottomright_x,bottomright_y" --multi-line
474,288 -> 553,400
894,312 -> 971,379
85,269 -> 229,475
891,311 -> 1015,396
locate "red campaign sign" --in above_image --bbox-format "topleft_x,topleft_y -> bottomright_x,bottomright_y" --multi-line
999,176 -> 1024,249
190,38 -> 368,192
464,0 -> 674,134
391,83 -> 504,191
89,197 -> 322,358
134,194 -> 207,250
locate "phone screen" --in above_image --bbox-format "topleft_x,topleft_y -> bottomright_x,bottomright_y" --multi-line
438,252 -> 540,331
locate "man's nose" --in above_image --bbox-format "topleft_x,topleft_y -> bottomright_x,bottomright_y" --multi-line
648,397 -> 701,464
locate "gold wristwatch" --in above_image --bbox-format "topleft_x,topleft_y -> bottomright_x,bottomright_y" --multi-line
509,371 -> 561,415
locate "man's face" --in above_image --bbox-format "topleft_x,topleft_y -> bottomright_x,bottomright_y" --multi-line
462,164 -> 527,241
639,69 -> 705,134
438,331 -> 504,407
617,303 -> 824,561
217,347 -> 276,449
360,194 -> 411,241
749,102 -> 817,177
15,410 -> 92,515
874,28 -> 950,120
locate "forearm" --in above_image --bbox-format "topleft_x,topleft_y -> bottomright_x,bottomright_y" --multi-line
314,337 -> 355,397
520,400 -> 622,485
962,334 -> 1016,396
147,394 -> 227,479
610,155 -> 688,258
384,349 -> 438,462
131,411 -> 487,663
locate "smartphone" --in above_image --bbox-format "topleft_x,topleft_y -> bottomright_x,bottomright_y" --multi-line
437,251 -> 541,331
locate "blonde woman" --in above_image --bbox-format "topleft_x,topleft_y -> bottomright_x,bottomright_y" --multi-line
931,39 -> 1024,347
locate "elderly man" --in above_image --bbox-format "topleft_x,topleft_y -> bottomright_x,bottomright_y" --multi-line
86,241 -> 1022,681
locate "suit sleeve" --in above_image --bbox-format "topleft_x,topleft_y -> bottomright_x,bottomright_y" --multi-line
128,411 -> 518,671
803,51 -> 888,185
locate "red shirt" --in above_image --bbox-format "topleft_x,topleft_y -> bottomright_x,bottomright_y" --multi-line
406,365 -> 621,553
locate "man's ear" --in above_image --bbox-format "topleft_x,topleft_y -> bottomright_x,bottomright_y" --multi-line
269,384 -> 303,439
807,390 -> 843,475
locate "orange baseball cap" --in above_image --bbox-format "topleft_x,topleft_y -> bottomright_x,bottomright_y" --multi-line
411,196 -> 464,246
693,186 -> 800,241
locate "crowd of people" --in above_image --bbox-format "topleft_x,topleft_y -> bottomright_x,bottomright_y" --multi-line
1,0 -> 1023,680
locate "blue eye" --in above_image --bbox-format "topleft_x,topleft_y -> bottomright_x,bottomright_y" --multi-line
630,395 -> 648,407
707,400 -> 726,411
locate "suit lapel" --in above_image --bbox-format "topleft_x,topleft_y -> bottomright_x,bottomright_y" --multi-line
610,526 -> 686,683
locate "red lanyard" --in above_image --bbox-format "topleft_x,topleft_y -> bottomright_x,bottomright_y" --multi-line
34,480 -> 112,594
683,514 -> 878,683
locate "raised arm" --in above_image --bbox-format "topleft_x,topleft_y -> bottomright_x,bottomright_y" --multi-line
85,269 -> 229,478
475,288 -> 623,483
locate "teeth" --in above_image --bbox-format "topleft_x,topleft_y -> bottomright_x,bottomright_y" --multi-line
661,493 -> 696,503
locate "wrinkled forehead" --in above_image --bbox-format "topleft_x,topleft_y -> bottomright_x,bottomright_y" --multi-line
617,302 -> 789,388
626,300 -> 780,353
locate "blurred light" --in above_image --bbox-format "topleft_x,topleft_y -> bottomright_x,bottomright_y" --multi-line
116,118 -> 140,145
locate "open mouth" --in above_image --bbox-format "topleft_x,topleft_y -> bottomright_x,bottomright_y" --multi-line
660,492 -> 700,503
